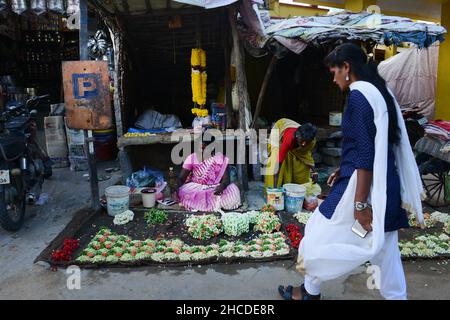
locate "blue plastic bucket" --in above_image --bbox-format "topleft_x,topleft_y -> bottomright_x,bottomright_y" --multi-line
283,184 -> 306,213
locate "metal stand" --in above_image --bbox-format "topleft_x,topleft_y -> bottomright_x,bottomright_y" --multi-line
80,0 -> 100,210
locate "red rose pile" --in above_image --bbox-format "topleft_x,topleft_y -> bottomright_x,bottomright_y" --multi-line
51,239 -> 80,263
286,224 -> 303,249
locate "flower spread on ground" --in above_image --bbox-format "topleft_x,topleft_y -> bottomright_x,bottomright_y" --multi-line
185,214 -> 223,240
51,239 -> 80,263
75,228 -> 291,264
294,211 -> 313,225
221,212 -> 250,237
260,204 -> 277,214
113,210 -> 134,226
399,233 -> 449,258
254,212 -> 281,234
286,224 -> 303,249
409,211 -> 450,235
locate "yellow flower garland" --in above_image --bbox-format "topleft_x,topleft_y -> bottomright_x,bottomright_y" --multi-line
191,48 -> 207,108
191,108 -> 208,117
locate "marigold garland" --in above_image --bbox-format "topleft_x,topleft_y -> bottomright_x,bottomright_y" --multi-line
191,48 -> 207,108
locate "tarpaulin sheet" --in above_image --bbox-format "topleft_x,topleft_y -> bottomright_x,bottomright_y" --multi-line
378,45 -> 439,119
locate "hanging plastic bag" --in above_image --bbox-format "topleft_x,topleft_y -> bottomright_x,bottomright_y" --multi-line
301,181 -> 322,212
126,167 -> 165,189
66,0 -> 79,16
47,0 -> 64,14
11,0 -> 28,15
30,0 -> 47,15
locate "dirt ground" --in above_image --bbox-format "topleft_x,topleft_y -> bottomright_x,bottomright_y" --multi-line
0,163 -> 449,300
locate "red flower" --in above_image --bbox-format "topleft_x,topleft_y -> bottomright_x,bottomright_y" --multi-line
285,224 -> 303,249
51,238 -> 80,263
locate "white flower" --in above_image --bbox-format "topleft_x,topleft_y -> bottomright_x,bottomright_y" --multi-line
179,253 -> 192,261
164,253 -> 178,261
234,250 -> 248,258
249,251 -> 263,258
275,248 -> 290,256
261,251 -> 274,258
206,250 -> 219,258
119,253 -> 134,261
76,255 -> 92,263
294,211 -> 313,225
400,248 -> 413,256
135,252 -> 149,260
221,251 -> 234,258
439,234 -> 449,242
113,210 -> 134,226
151,253 -> 164,262
244,210 -> 260,224
105,255 -> 119,263
92,255 -> 106,263
192,252 -> 208,261
222,212 -> 250,237
169,239 -> 184,248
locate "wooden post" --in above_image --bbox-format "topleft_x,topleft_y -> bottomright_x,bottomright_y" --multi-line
228,6 -> 250,191
112,33 -> 124,138
80,0 -> 100,210
251,55 -> 277,129
223,14 -> 234,129
228,6 -> 252,131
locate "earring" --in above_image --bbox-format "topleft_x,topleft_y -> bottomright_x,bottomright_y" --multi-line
345,74 -> 350,81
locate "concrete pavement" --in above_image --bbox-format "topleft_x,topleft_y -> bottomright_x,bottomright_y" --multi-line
0,163 -> 448,300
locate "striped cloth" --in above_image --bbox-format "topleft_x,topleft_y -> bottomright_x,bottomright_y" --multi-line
178,153 -> 241,212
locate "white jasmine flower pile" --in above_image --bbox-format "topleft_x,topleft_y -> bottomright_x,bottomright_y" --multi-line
294,211 -> 313,225
399,233 -> 449,258
113,210 -> 134,226
222,212 -> 250,237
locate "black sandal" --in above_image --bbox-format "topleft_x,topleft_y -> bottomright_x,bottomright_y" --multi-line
278,284 -> 321,300
278,285 -> 295,300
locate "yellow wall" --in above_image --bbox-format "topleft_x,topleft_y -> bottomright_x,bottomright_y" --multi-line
272,1 -> 441,22
345,0 -> 376,12
435,1 -> 450,120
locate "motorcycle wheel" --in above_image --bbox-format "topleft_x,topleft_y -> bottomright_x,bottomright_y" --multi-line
0,175 -> 26,232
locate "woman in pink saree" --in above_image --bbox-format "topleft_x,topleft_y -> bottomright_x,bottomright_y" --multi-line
176,143 -> 241,212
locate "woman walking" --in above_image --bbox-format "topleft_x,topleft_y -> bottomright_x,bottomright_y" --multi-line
278,43 -> 424,300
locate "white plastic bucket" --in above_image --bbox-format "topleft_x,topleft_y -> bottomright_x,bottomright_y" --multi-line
283,184 -> 306,213
267,188 -> 284,211
105,185 -> 130,216
141,188 -> 156,208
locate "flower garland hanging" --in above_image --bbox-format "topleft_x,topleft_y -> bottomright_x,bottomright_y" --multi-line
191,48 -> 208,110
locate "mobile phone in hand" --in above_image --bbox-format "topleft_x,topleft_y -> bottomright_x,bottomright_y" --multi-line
351,219 -> 369,238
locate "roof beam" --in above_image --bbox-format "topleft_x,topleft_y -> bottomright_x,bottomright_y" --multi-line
145,0 -> 153,14
122,0 -> 130,14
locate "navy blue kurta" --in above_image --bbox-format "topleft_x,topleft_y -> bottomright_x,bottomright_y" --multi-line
319,90 -> 409,232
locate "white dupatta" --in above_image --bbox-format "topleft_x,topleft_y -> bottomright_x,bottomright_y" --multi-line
297,81 -> 425,281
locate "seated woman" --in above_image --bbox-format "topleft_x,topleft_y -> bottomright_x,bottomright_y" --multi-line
264,120 -> 318,189
176,138 -> 241,212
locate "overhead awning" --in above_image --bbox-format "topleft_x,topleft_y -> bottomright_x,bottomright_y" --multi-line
173,0 -> 238,9
239,5 -> 447,57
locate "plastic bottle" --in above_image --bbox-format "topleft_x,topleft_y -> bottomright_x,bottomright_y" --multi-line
168,167 -> 177,194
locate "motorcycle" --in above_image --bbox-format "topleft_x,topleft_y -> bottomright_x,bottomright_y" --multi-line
0,95 -> 52,231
